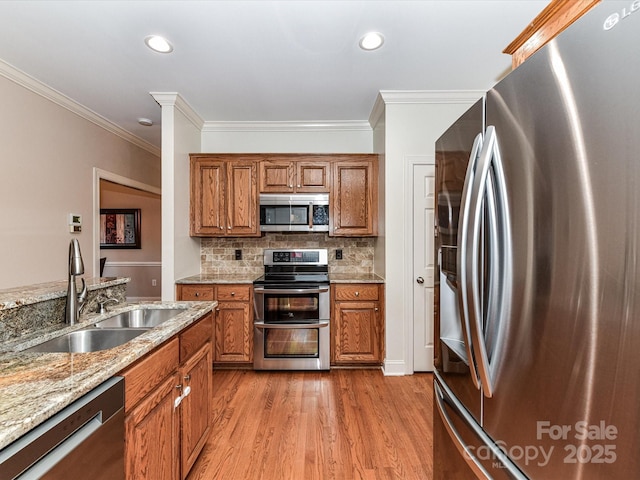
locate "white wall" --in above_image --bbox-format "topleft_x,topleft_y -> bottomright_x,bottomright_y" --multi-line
201,121 -> 373,153
0,67 -> 160,290
372,91 -> 483,375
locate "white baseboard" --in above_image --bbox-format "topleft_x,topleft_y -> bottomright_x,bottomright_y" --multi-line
382,359 -> 407,376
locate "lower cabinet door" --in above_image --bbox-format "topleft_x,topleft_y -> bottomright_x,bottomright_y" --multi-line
125,373 -> 180,480
180,342 -> 212,479
334,301 -> 381,363
215,302 -> 252,362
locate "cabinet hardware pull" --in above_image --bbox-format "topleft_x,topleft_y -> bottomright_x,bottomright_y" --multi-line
231,292 -> 235,296
194,292 -> 200,297
355,291 -> 359,297
375,307 -> 379,312
176,384 -> 183,391
184,374 -> 191,382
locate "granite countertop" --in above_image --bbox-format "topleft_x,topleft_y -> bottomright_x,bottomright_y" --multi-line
176,273 -> 259,284
0,300 -> 216,451
330,273 -> 385,284
0,277 -> 129,310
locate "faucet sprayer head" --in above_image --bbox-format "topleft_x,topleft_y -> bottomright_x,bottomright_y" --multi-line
69,238 -> 84,276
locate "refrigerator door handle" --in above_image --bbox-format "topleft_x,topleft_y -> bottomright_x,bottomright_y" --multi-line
457,132 -> 483,389
467,125 -> 512,398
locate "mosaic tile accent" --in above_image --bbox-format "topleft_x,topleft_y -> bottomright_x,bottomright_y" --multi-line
200,233 -> 375,275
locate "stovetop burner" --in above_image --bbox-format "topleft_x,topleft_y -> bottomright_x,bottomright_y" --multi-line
253,249 -> 329,286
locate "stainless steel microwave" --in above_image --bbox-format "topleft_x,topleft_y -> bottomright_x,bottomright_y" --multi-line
259,193 -> 329,232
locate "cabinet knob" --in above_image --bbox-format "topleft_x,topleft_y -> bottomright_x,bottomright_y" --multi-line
355,291 -> 359,297
194,292 -> 200,297
289,184 -> 293,188
183,374 -> 191,382
231,292 -> 235,296
227,226 -> 231,230
219,226 -> 224,230
215,308 -> 220,312
176,384 -> 183,391
297,184 -> 301,188
374,307 -> 379,312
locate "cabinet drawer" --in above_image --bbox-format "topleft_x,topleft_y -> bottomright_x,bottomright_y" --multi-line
217,285 -> 251,301
334,284 -> 379,301
179,285 -> 214,301
120,337 -> 179,413
180,313 -> 213,362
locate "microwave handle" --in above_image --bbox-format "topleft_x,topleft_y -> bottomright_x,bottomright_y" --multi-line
253,287 -> 329,295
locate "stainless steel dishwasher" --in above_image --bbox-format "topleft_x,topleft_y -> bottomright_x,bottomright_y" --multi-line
0,377 -> 125,480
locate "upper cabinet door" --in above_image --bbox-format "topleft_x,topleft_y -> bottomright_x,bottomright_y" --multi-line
260,160 -> 295,193
259,157 -> 330,193
296,160 -> 331,193
226,161 -> 259,236
330,155 -> 378,237
190,157 -> 226,236
190,155 -> 259,237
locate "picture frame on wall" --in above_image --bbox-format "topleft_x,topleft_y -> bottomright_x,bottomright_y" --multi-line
100,208 -> 141,249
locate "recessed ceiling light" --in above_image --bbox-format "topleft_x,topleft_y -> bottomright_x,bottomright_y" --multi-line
144,35 -> 173,53
359,32 -> 384,51
138,118 -> 153,126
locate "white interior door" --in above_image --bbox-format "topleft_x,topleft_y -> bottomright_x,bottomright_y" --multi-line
413,164 -> 435,371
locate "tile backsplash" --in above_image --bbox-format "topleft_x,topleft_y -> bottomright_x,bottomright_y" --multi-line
201,233 -> 374,275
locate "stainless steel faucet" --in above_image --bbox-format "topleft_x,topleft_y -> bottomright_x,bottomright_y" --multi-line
65,238 -> 87,325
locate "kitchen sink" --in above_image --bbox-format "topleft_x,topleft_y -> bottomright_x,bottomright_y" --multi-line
94,308 -> 186,329
23,328 -> 147,353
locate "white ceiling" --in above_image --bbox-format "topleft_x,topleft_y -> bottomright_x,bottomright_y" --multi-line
0,1 -> 548,150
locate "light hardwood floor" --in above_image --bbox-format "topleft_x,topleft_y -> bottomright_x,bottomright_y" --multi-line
186,369 -> 434,480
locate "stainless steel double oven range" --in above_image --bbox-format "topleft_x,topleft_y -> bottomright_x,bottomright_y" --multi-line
253,249 -> 330,370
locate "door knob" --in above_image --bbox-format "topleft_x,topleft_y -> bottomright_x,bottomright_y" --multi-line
416,277 -> 425,284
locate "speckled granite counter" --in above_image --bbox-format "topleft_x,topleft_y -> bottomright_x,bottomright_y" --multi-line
176,273 -> 258,284
0,277 -> 128,310
330,273 -> 385,284
0,300 -> 216,450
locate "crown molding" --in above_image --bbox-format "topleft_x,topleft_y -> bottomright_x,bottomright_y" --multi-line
150,92 -> 204,130
378,90 -> 485,104
202,120 -> 371,133
369,90 -> 485,129
0,58 -> 160,157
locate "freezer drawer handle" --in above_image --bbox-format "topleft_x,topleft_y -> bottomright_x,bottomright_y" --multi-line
434,381 -> 491,480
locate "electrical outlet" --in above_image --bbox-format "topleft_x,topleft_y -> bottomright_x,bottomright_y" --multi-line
336,249 -> 343,260
152,279 -> 157,287
235,249 -> 242,260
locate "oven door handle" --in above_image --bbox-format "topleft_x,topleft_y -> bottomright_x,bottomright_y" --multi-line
254,320 -> 330,330
253,287 -> 329,295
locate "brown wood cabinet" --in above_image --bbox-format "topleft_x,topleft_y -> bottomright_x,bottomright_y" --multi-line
190,155 -> 259,237
120,313 -> 213,480
331,284 -> 384,365
190,153 -> 378,237
260,156 -> 331,193
330,155 -> 378,236
176,284 -> 253,365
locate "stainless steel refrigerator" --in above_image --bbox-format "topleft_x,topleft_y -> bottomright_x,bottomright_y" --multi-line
433,2 -> 640,478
